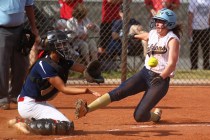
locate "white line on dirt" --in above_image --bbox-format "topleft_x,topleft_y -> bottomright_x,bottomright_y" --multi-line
107,123 -> 210,131
54,136 -> 76,140
131,124 -> 210,128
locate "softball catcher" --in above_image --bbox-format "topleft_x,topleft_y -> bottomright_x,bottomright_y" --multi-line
8,30 -> 103,135
75,8 -> 183,123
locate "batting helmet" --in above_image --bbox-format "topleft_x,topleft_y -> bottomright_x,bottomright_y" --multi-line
152,8 -> 177,30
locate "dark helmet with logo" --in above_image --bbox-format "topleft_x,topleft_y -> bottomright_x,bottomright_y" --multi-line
44,30 -> 71,60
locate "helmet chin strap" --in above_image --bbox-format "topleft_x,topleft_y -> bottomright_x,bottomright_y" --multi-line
56,50 -> 65,59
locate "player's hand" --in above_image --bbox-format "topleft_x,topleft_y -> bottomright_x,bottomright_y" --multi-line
86,88 -> 101,97
86,23 -> 96,30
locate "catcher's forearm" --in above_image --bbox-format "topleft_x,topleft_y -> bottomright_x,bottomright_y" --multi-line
63,87 -> 87,95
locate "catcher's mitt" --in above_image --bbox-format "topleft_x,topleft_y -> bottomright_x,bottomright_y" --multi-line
17,29 -> 35,56
84,60 -> 104,84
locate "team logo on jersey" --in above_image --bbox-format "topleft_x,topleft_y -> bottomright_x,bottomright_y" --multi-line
147,43 -> 167,56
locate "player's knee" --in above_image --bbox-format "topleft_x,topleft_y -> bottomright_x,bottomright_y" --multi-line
133,112 -> 150,122
27,119 -> 74,135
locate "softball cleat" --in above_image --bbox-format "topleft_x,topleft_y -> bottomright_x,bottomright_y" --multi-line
153,108 -> 162,122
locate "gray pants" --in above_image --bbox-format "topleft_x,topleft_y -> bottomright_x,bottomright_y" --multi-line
0,26 -> 29,99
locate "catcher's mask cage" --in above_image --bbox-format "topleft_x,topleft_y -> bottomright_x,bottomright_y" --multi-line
150,8 -> 177,30
45,30 -> 72,60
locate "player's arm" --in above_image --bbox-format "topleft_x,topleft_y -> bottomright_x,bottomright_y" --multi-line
25,5 -> 39,37
134,32 -> 149,41
48,76 -> 100,96
160,38 -> 180,79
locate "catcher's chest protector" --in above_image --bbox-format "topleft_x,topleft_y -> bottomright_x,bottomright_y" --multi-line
42,58 -> 69,83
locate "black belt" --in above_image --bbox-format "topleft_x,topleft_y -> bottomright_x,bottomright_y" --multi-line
0,24 -> 22,29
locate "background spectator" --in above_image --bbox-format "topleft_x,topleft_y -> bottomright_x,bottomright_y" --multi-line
144,0 -> 180,17
66,4 -> 99,64
0,0 -> 38,110
56,0 -> 83,30
97,0 -> 123,60
107,4 -> 145,58
188,0 -> 210,70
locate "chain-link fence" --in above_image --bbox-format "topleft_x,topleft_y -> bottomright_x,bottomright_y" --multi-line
31,0 -> 210,85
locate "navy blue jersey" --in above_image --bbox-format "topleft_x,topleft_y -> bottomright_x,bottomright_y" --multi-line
19,56 -> 74,100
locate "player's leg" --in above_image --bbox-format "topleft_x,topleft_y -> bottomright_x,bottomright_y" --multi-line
98,23 -> 112,54
88,39 -> 98,61
190,30 -> 199,70
133,71 -> 170,122
200,29 -> 210,70
9,49 -> 29,102
17,97 -> 74,135
0,27 -> 16,110
9,25 -> 29,103
0,43 -> 10,109
78,40 -> 90,64
75,67 -> 148,118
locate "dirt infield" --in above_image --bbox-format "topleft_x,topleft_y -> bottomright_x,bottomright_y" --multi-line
0,86 -> 210,140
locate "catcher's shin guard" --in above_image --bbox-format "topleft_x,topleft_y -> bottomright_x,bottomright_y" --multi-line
27,119 -> 74,135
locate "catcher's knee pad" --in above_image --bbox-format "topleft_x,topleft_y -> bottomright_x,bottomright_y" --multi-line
27,119 -> 74,135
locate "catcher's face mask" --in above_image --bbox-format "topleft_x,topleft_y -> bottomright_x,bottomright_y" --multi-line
46,30 -> 74,60
54,39 -> 71,60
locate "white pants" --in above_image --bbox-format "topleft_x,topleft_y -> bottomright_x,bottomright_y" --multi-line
17,96 -> 70,122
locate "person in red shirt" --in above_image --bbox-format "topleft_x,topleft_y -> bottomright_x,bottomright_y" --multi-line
98,0 -> 123,56
56,0 -> 83,30
59,0 -> 83,19
144,0 -> 180,17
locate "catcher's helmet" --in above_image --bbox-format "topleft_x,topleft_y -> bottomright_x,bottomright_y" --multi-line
45,30 -> 71,60
151,8 -> 177,30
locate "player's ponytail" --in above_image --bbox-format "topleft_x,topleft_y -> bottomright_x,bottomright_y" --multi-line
171,24 -> 183,39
